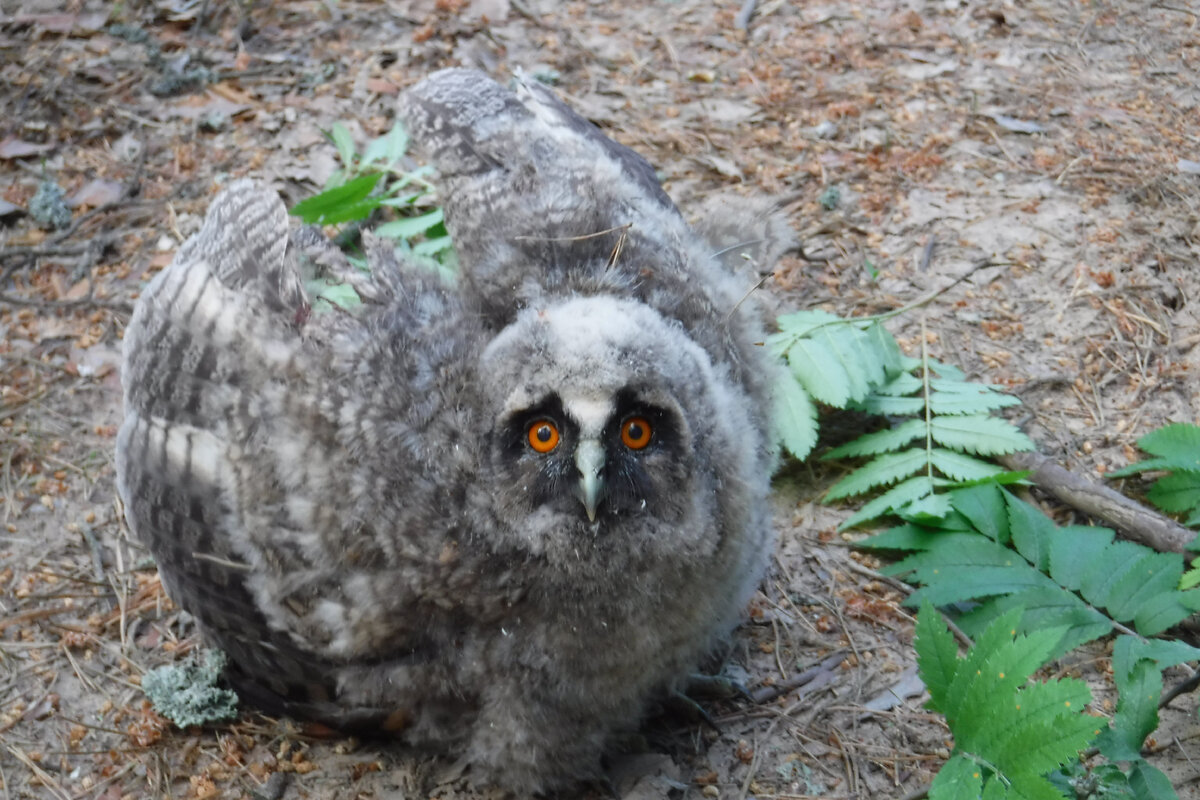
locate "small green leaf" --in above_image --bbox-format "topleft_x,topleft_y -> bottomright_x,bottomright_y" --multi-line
374,207 -> 445,240
930,448 -> 1005,482
1137,423 -> 1200,466
327,121 -> 356,170
930,414 -> 1035,456
928,754 -> 982,800
290,172 -> 385,224
773,375 -> 819,461
822,419 -> 925,459
1128,761 -> 1179,800
1146,470 -> 1200,514
825,448 -> 928,501
928,388 -> 1021,415
950,483 -> 1010,544
916,601 -> 959,711
858,523 -> 942,551
361,121 -> 409,169
840,475 -> 942,529
1096,658 -> 1161,762
786,338 -> 853,407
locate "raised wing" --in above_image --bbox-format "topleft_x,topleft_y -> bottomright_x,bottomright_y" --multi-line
116,181 -> 484,723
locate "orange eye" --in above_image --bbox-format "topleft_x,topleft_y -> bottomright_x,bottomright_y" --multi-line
620,416 -> 652,450
527,420 -> 560,453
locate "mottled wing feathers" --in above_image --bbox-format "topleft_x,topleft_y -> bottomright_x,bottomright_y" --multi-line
401,70 -> 699,313
117,181 -> 494,722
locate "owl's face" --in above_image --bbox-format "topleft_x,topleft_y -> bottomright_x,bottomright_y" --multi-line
476,296 -> 739,566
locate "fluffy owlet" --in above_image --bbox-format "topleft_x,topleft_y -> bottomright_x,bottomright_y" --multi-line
116,68 -> 790,794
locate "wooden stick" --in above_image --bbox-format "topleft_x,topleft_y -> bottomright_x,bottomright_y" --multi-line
999,451 -> 1195,554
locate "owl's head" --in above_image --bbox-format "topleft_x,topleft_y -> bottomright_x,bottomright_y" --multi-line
475,295 -> 760,568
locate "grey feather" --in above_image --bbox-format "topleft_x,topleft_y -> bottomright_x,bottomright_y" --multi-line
116,68 -> 791,794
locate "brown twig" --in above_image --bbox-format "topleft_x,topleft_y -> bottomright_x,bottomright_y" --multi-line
998,451 -> 1195,553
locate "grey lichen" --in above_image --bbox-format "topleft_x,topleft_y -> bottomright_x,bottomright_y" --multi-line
30,180 -> 71,230
141,649 -> 238,728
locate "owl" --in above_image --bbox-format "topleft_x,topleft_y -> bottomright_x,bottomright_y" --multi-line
116,68 -> 790,794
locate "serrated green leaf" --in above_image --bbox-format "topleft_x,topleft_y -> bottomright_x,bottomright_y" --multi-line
773,374 -> 819,461
929,754 -> 983,800
1096,658 -> 1161,762
931,448 -> 1005,482
1112,552 -> 1186,622
916,601 -> 959,712
775,308 -> 843,337
853,393 -> 926,415
785,338 -> 853,407
891,534 -> 1059,607
1181,559 -> 1200,590
1111,636 -> 1200,683
956,589 -> 1111,659
290,172 -> 385,224
1128,761 -> 1179,800
808,326 -> 876,401
872,371 -> 924,396
897,492 -> 954,523
943,607 -> 1025,727
929,390 -> 1022,415
856,523 -> 942,551
1146,470 -> 1200,514
954,628 -> 1073,747
1003,770 -> 1080,800
950,483 -> 1010,544
378,191 -> 424,208
862,320 -> 905,377
839,475 -> 941,529
825,448 -> 929,500
1078,541 -> 1153,614
1137,423 -> 1200,465
1006,493 -> 1057,572
989,683 -> 1098,776
930,414 -> 1035,456
822,419 -> 925,459
1047,525 -> 1115,593
374,207 -> 445,240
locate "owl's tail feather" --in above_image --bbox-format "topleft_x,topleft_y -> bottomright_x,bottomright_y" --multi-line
170,180 -> 309,319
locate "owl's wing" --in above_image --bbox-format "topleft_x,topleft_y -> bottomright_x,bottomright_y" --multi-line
401,70 -> 716,311
116,181 -> 482,722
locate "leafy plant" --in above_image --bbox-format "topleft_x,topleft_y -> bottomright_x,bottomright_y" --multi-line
867,483 -> 1199,798
289,120 -> 457,309
141,649 -> 238,729
916,603 -> 1100,800
1108,423 -> 1200,590
769,310 -> 1033,526
1107,423 -> 1200,528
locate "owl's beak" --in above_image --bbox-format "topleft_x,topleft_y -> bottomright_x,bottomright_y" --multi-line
574,439 -> 605,522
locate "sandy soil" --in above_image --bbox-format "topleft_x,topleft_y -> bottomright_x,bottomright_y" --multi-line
2,0 -> 1199,798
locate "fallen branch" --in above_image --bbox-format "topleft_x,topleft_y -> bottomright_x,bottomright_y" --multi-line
999,451 -> 1195,554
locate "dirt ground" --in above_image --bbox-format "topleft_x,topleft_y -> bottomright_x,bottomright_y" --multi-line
2,0 -> 1200,798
